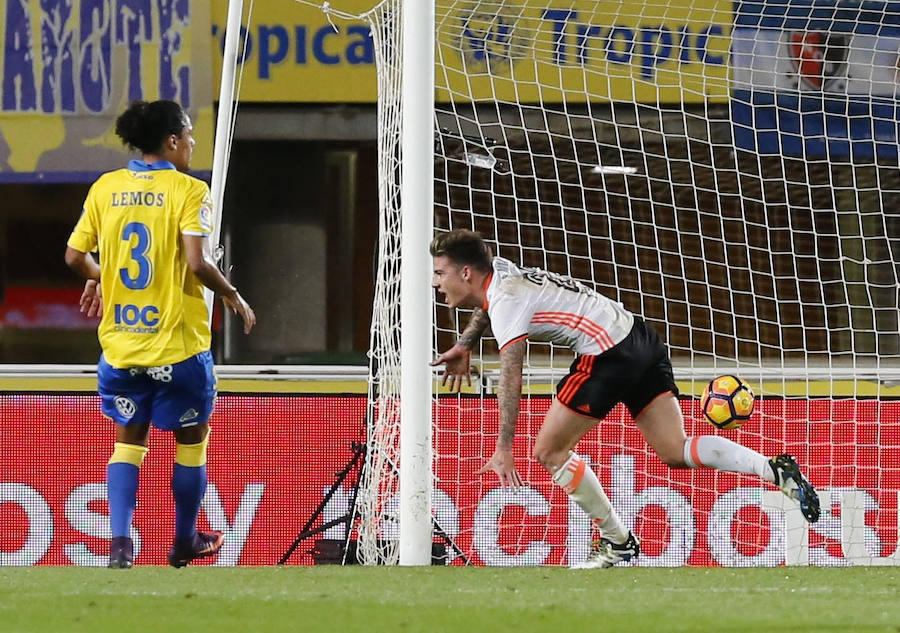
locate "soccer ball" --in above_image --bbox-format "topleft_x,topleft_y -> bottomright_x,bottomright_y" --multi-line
700,375 -> 755,430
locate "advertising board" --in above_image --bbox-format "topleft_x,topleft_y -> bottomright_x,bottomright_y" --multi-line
2,393 -> 897,566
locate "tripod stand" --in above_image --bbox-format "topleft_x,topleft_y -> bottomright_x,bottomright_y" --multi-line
278,441 -> 366,565
278,440 -> 470,565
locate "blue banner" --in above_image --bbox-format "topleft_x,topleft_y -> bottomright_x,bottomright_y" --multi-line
733,90 -> 900,157
732,0 -> 900,158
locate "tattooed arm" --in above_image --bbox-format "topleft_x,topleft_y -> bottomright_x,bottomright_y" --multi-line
475,338 -> 526,489
430,308 -> 490,392
458,308 -> 490,350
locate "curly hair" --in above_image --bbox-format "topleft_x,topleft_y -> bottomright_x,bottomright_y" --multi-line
114,100 -> 186,154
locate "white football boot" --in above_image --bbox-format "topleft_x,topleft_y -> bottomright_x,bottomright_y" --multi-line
571,530 -> 640,569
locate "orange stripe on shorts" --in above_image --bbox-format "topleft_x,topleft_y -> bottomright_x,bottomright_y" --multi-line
558,355 -> 592,404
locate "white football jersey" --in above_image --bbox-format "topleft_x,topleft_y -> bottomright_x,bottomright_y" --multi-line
484,257 -> 635,355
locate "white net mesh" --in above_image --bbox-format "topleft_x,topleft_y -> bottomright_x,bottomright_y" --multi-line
361,0 -> 900,566
358,0 -> 404,566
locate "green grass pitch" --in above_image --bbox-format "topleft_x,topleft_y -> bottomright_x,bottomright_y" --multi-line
0,567 -> 898,633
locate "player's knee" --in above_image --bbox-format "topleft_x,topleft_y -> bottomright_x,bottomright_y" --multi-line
108,442 -> 148,467
175,421 -> 209,445
533,444 -> 567,472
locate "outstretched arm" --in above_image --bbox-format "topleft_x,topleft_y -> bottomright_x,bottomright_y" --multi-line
476,338 -> 526,489
431,308 -> 490,391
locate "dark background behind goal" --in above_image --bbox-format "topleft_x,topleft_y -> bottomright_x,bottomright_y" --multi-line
435,103 -> 900,361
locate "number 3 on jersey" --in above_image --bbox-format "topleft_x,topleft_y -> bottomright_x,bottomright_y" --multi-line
119,222 -> 153,290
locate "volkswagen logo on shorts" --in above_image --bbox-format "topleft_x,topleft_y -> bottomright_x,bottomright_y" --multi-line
114,396 -> 137,420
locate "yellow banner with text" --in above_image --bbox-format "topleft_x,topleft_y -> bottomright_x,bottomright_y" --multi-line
210,0 -> 378,103
438,0 -> 732,103
210,0 -> 730,104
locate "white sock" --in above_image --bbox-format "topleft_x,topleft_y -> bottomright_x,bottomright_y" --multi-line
683,436 -> 774,482
553,452 -> 630,543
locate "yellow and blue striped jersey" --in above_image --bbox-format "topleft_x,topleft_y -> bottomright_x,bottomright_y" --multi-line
67,159 -> 213,368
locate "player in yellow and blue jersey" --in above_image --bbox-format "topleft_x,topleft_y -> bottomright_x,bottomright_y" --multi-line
65,100 -> 256,569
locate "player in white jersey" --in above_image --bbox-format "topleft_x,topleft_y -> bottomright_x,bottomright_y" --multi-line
485,256 -> 635,357
430,230 -> 820,568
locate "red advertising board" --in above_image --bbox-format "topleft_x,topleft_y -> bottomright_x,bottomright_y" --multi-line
435,397 -> 900,566
1,394 -> 898,566
0,395 -> 368,566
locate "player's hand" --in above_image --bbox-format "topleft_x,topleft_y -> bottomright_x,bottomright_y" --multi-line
430,343 -> 472,392
79,279 -> 102,318
476,447 -> 523,490
223,291 -> 256,334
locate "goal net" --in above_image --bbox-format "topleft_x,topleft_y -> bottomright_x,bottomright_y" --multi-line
359,0 -> 900,566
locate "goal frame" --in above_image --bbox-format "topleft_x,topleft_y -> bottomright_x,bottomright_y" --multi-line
398,0 -> 436,566
374,0 -> 900,567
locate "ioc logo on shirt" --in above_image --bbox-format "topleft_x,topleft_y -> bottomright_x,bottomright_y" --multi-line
114,303 -> 160,327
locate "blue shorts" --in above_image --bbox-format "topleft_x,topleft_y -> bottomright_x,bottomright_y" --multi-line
98,350 -> 217,431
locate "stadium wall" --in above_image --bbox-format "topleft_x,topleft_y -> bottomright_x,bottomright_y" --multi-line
1,371 -> 897,567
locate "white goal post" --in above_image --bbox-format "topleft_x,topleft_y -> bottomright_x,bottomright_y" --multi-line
397,0 -> 436,566
357,0 -> 900,566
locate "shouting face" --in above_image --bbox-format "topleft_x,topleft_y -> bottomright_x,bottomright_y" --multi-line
432,255 -> 478,309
